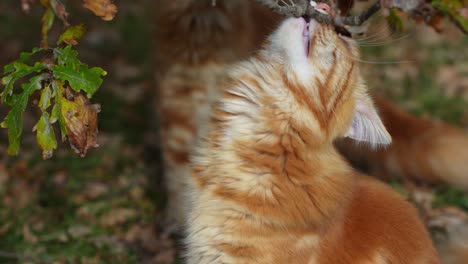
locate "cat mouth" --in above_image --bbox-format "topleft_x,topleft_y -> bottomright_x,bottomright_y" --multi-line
303,18 -> 318,58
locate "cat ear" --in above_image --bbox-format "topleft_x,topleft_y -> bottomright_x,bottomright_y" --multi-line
345,97 -> 392,146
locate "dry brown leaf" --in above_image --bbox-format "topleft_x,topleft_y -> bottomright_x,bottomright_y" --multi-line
151,249 -> 177,264
61,89 -> 100,157
129,186 -> 144,200
3,181 -> 36,210
0,164 -> 8,186
427,12 -> 445,33
427,207 -> 468,230
76,206 -> 96,221
406,184 -> 435,216
83,0 -> 117,21
84,182 -> 109,199
459,8 -> 468,19
100,208 -> 137,227
427,207 -> 468,264
23,225 -> 38,244
68,225 -> 91,238
81,257 -> 101,264
49,0 -> 70,26
0,223 -> 11,236
123,224 -> 142,242
52,170 -> 67,186
21,0 -> 34,12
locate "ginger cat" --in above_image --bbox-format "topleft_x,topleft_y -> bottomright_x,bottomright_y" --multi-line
155,1 -> 468,231
185,9 -> 440,264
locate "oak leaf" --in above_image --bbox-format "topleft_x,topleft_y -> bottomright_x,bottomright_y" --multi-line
60,88 -> 100,157
83,0 -> 117,21
57,24 -> 86,46
1,75 -> 47,155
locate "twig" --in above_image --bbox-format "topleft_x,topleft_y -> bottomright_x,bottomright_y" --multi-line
337,1 -> 381,26
254,0 -> 309,17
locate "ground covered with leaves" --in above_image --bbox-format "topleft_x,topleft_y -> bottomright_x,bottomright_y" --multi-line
0,1 -> 178,263
0,1 -> 467,263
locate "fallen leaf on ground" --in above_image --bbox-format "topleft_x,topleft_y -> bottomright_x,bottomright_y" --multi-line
460,8 -> 468,19
68,225 -> 91,238
427,207 -> 468,230
81,257 -> 101,264
23,225 -> 38,244
124,224 -> 142,242
0,223 -> 11,236
100,208 -> 137,227
84,182 -> 109,199
427,207 -> 468,264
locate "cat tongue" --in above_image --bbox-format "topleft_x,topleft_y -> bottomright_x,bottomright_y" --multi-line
303,22 -> 310,56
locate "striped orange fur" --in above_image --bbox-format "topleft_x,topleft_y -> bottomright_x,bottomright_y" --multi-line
185,16 -> 440,264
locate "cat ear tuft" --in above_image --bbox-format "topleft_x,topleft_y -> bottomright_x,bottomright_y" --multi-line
345,98 -> 391,147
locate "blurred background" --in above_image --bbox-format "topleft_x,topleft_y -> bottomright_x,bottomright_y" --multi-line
0,0 -> 467,263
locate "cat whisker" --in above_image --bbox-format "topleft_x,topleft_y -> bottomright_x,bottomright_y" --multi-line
279,0 -> 292,7
351,57 -> 412,64
342,49 -> 412,64
354,23 -> 389,42
357,33 -> 412,47
355,30 -> 395,44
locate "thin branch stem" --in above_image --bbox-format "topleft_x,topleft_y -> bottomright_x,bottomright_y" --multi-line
338,1 -> 381,26
254,0 -> 309,17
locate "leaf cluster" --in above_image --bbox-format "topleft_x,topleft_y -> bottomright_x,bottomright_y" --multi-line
0,0 -> 117,159
1,40 -> 105,159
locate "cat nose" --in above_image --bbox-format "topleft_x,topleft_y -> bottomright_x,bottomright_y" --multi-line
314,3 -> 331,15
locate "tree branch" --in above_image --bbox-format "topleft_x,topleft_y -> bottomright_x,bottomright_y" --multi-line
255,0 -> 382,27
337,1 -> 381,26
254,0 -> 309,17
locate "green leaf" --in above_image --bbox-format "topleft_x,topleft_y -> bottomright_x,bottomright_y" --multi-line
387,8 -> 404,32
34,111 -> 58,159
54,45 -> 80,69
1,62 -> 47,103
51,80 -> 67,141
3,47 -> 42,74
52,45 -> 107,98
57,24 -> 86,45
432,0 -> 468,32
41,8 -> 55,49
52,65 -> 106,97
39,85 -> 53,110
1,74 -> 47,155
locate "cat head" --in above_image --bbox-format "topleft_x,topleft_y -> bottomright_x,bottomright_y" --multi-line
262,7 -> 391,147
